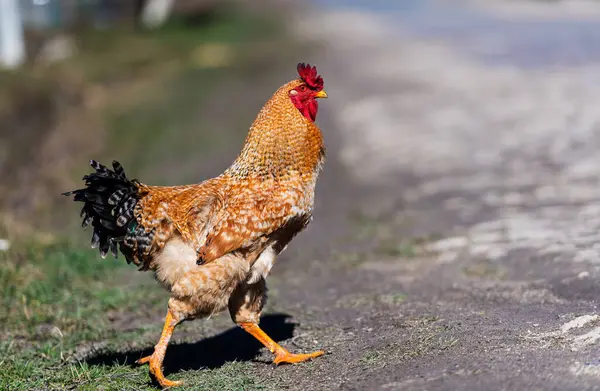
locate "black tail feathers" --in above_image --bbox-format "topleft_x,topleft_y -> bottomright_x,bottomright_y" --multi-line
63,160 -> 139,260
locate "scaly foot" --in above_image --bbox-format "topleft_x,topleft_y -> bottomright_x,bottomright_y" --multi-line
136,353 -> 183,388
273,349 -> 325,365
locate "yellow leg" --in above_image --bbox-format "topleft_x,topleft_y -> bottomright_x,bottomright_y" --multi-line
136,309 -> 183,388
239,322 -> 324,365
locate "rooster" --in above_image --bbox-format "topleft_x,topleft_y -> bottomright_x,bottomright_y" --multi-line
63,63 -> 328,388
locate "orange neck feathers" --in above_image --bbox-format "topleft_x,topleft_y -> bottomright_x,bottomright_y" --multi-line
225,80 -> 325,180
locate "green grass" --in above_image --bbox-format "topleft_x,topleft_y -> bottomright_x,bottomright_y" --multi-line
174,362 -> 269,391
1,242 -> 125,334
0,340 -> 269,390
0,238 -> 275,390
0,241 -> 146,389
0,239 -> 169,338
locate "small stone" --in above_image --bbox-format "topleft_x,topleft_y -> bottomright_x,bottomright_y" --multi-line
427,236 -> 468,252
561,315 -> 599,334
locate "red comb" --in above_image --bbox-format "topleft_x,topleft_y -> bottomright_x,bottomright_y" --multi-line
297,63 -> 324,91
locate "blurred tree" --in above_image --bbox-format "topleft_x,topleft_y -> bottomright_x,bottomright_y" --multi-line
0,0 -> 26,68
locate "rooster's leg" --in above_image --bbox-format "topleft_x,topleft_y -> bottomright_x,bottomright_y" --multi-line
239,322 -> 325,364
229,278 -> 324,365
136,308 -> 183,388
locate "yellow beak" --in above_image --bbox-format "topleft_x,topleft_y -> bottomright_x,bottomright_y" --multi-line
314,90 -> 328,99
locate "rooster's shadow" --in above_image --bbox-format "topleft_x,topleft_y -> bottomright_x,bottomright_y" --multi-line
86,313 -> 296,374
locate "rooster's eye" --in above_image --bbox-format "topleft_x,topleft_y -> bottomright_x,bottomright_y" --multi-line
299,85 -> 307,92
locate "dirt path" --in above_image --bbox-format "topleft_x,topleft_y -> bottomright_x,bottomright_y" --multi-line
243,3 -> 600,390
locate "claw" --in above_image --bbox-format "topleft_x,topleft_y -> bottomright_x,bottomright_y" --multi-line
139,353 -> 184,388
154,376 -> 183,389
239,322 -> 325,368
136,355 -> 152,365
196,247 -> 207,265
196,237 -> 213,265
273,350 -> 325,365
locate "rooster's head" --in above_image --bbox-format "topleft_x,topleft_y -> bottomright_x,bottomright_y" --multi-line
288,63 -> 327,122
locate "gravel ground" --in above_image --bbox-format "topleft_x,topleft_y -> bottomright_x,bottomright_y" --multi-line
266,2 -> 600,389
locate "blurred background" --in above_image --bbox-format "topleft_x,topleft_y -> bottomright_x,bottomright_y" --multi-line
0,0 -> 300,238
2,0 -> 600,389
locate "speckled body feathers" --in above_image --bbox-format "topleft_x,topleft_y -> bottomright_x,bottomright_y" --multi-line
65,76 -> 325,305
